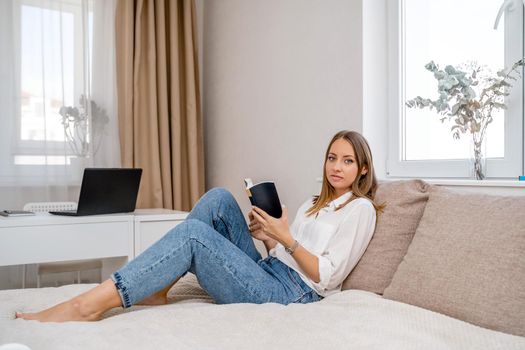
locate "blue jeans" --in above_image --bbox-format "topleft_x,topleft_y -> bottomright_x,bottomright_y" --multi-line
111,188 -> 321,307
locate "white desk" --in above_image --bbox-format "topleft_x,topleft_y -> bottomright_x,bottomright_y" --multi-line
0,210 -> 188,270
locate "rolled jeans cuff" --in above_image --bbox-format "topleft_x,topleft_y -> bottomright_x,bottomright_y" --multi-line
111,271 -> 132,308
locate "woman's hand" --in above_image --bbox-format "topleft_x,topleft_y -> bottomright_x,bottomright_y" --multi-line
252,206 -> 319,283
248,211 -> 278,253
250,206 -> 293,246
248,211 -> 273,242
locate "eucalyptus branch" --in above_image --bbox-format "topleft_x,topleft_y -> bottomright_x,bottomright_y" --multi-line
406,58 -> 525,141
405,58 -> 524,179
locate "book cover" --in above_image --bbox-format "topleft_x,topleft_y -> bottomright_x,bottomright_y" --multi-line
244,178 -> 283,218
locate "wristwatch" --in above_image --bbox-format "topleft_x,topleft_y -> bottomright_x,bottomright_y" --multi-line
285,240 -> 300,255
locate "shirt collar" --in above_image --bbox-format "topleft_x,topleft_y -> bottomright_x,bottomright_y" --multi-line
324,191 -> 353,211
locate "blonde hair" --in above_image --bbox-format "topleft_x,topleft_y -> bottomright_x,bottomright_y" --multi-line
305,130 -> 384,217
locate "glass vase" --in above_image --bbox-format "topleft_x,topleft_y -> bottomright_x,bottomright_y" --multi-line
469,138 -> 486,180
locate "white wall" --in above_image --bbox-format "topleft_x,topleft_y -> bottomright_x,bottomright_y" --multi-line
201,0 -> 364,220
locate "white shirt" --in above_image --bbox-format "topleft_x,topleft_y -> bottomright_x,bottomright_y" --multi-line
269,191 -> 376,297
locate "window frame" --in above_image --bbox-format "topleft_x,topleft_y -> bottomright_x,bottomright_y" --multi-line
386,0 -> 524,179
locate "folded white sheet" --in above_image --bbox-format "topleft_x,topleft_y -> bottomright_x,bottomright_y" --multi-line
0,274 -> 523,350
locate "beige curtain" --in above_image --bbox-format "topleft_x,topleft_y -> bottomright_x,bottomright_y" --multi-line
115,0 -> 205,211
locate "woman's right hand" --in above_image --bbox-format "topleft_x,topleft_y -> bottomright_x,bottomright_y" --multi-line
248,211 -> 274,242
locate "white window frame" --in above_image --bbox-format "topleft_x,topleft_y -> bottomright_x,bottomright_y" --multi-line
387,0 -> 524,179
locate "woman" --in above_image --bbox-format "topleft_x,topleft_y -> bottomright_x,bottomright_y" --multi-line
16,130 -> 381,322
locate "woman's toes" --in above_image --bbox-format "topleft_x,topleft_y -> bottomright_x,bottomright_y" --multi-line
15,312 -> 34,320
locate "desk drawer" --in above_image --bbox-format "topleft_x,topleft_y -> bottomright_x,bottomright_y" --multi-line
0,221 -> 132,266
135,220 -> 183,256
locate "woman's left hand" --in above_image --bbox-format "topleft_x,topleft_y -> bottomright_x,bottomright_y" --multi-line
250,206 -> 291,244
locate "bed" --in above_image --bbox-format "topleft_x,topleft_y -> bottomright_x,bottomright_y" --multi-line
1,274 -> 524,350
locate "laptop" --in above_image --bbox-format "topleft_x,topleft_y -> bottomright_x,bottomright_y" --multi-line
49,168 -> 142,216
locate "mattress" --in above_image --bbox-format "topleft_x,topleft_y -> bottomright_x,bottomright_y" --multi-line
0,274 -> 523,350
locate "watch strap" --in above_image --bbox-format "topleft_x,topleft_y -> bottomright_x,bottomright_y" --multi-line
285,240 -> 300,254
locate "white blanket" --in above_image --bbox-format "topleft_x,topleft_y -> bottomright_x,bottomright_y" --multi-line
0,275 -> 523,350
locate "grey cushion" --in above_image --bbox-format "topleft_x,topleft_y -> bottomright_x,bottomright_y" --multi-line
383,187 -> 525,337
342,179 -> 431,294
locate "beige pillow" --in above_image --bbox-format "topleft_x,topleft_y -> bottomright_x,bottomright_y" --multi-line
342,179 -> 431,294
383,187 -> 525,337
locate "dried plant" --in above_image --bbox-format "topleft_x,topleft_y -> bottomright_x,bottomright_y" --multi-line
59,95 -> 109,157
406,58 -> 524,179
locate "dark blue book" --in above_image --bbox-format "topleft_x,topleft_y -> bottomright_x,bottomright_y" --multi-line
244,178 -> 283,218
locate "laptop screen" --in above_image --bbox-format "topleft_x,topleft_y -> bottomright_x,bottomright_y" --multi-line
76,168 -> 142,215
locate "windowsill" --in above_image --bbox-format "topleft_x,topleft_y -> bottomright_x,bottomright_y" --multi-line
383,177 -> 525,188
316,177 -> 525,188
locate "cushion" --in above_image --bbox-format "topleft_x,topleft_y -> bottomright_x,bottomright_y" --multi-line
342,179 -> 431,294
383,187 -> 525,337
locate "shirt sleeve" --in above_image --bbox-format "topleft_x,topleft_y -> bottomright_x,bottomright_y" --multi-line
314,200 -> 376,292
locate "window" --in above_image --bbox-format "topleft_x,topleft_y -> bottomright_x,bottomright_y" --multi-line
0,0 -> 93,184
17,0 -> 91,161
0,0 -> 117,189
387,0 -> 524,178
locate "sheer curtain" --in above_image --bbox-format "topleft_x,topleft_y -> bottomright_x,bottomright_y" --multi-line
0,0 -> 120,210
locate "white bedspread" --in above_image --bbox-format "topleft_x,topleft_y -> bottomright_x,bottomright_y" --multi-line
0,275 -> 523,350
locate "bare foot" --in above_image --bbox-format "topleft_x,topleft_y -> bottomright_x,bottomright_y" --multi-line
136,278 -> 180,306
136,293 -> 168,306
15,297 -> 103,322
15,279 -> 122,323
